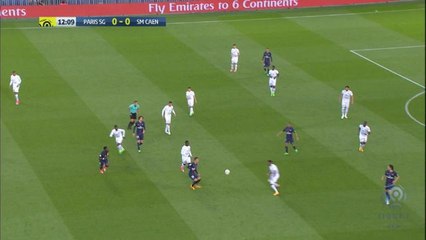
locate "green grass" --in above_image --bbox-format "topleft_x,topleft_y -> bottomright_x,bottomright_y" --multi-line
1,1 -> 425,239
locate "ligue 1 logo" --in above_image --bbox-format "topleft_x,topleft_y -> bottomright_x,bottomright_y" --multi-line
390,185 -> 406,203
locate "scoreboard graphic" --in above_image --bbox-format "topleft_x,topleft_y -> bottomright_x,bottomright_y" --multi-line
39,17 -> 166,27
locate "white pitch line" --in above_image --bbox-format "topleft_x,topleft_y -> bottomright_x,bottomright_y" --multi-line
352,45 -> 425,52
0,7 -> 423,30
405,91 -> 425,127
350,50 -> 425,89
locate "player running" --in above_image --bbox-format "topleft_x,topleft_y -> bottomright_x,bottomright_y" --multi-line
267,65 -> 279,96
358,121 -> 371,152
180,140 -> 192,172
261,48 -> 273,73
99,146 -> 109,174
277,123 -> 299,155
339,85 -> 354,119
267,160 -> 280,196
9,70 -> 22,105
188,157 -> 201,190
109,125 -> 126,154
186,87 -> 197,116
382,164 -> 399,205
133,116 -> 146,153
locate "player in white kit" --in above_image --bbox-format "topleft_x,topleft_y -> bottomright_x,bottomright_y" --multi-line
9,70 -> 22,105
186,87 -> 197,116
358,121 -> 371,152
267,160 -> 280,196
339,85 -> 354,119
161,101 -> 176,135
230,43 -> 240,72
180,140 -> 192,172
268,65 -> 279,96
109,125 -> 126,154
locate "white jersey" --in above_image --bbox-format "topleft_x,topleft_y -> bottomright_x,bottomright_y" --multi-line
181,145 -> 192,158
269,164 -> 280,179
110,128 -> 125,139
341,90 -> 353,102
268,69 -> 279,79
231,48 -> 240,58
359,124 -> 371,136
186,90 -> 195,103
10,74 -> 22,92
10,74 -> 22,87
162,105 -> 176,117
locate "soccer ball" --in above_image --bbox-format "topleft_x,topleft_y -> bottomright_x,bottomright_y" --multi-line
224,169 -> 230,175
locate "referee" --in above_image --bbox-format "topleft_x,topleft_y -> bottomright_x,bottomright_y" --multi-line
127,100 -> 140,129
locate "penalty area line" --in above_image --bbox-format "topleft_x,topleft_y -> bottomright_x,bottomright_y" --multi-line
349,49 -> 425,89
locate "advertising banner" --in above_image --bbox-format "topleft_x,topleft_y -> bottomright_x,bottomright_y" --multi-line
1,0 -> 394,19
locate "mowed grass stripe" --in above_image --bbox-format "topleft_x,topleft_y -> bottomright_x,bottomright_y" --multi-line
1,123 -> 74,240
165,15 -> 425,235
3,29 -> 197,239
25,26 -> 325,239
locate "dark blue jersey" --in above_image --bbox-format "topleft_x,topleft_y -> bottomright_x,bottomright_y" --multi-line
262,51 -> 272,65
384,170 -> 398,186
188,162 -> 198,175
99,150 -> 109,161
133,121 -> 146,135
283,127 -> 296,141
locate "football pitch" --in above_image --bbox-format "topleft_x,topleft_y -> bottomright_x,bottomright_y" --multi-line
1,1 -> 425,239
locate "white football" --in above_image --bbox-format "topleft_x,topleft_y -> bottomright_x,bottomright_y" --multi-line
224,169 -> 230,175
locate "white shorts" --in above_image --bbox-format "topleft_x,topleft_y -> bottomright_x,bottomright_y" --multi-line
187,100 -> 194,107
231,57 -> 239,64
269,78 -> 276,87
359,135 -> 368,143
12,85 -> 20,93
269,175 -> 279,185
115,137 -> 123,144
181,156 -> 191,165
342,101 -> 350,108
164,115 -> 172,124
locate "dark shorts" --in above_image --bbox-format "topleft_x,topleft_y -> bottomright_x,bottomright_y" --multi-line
263,61 -> 271,68
99,159 -> 108,167
189,173 -> 198,180
385,184 -> 394,191
285,139 -> 294,144
136,133 -> 144,140
130,113 -> 137,120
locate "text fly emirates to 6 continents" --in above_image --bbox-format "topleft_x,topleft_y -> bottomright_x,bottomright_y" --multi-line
38,16 -> 166,27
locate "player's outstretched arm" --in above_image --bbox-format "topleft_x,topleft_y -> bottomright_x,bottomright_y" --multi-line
276,131 -> 283,137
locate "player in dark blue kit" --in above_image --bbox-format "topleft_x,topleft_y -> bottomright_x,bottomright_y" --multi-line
133,116 -> 146,153
261,48 -> 273,73
277,123 -> 299,155
99,146 -> 109,174
188,157 -> 201,190
382,164 -> 400,205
